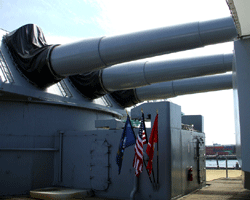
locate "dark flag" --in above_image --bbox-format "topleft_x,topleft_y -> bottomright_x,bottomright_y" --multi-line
116,115 -> 136,174
146,114 -> 158,175
133,112 -> 147,177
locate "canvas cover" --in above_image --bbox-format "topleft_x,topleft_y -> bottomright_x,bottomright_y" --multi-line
4,24 -> 62,88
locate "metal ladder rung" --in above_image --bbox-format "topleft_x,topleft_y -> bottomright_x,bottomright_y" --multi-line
57,80 -> 72,97
0,50 -> 14,83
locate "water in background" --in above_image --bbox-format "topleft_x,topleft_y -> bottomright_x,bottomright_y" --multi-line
206,160 -> 240,168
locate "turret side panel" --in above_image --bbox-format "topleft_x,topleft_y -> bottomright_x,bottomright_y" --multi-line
0,101 -> 114,196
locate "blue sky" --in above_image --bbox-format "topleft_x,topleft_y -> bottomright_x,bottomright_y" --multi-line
0,0 -> 236,145
1,0 -> 105,38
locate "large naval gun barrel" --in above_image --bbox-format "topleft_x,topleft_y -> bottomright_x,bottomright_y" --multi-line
102,53 -> 232,91
70,53 -> 233,99
4,17 -> 237,88
110,73 -> 233,107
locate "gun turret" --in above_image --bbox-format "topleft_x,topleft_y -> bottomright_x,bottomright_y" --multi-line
4,17 -> 237,88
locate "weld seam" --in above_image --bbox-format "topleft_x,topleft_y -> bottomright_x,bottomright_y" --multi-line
98,36 -> 108,67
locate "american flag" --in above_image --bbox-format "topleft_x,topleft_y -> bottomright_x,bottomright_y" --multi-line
142,128 -> 147,145
141,112 -> 147,144
133,112 -> 147,177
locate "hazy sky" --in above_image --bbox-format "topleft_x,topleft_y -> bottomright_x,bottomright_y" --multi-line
0,0 -> 235,145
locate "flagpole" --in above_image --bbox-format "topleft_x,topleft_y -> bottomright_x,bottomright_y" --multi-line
157,141 -> 159,190
151,160 -> 157,189
141,108 -> 148,143
156,109 -> 159,190
141,108 -> 156,190
141,108 -> 157,190
149,110 -> 157,190
143,158 -> 156,190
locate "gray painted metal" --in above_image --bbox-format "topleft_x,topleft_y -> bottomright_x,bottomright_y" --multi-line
182,115 -> 204,133
102,53 -> 233,91
0,100 -> 205,199
59,132 -> 63,183
130,102 -> 205,199
0,100 -> 116,196
90,140 -> 110,190
0,148 -> 58,151
136,73 -> 232,102
61,130 -> 135,199
58,102 -> 205,200
50,17 -> 237,77
95,119 -> 124,130
233,38 -> 250,190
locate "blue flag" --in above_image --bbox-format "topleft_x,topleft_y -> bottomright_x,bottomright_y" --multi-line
116,115 -> 136,174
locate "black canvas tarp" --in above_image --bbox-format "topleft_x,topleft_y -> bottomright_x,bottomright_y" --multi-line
110,89 -> 140,107
68,70 -> 140,107
4,24 -> 62,88
69,70 -> 108,99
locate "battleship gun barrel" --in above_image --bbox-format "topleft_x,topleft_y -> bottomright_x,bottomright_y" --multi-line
102,53 -> 233,91
110,74 -> 232,107
70,53 -> 233,99
136,73 -> 232,101
51,17 -> 237,77
4,17 -> 236,88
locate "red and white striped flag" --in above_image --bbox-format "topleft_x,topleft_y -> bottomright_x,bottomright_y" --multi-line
133,112 -> 147,177
133,134 -> 144,177
142,129 -> 147,145
141,112 -> 147,145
